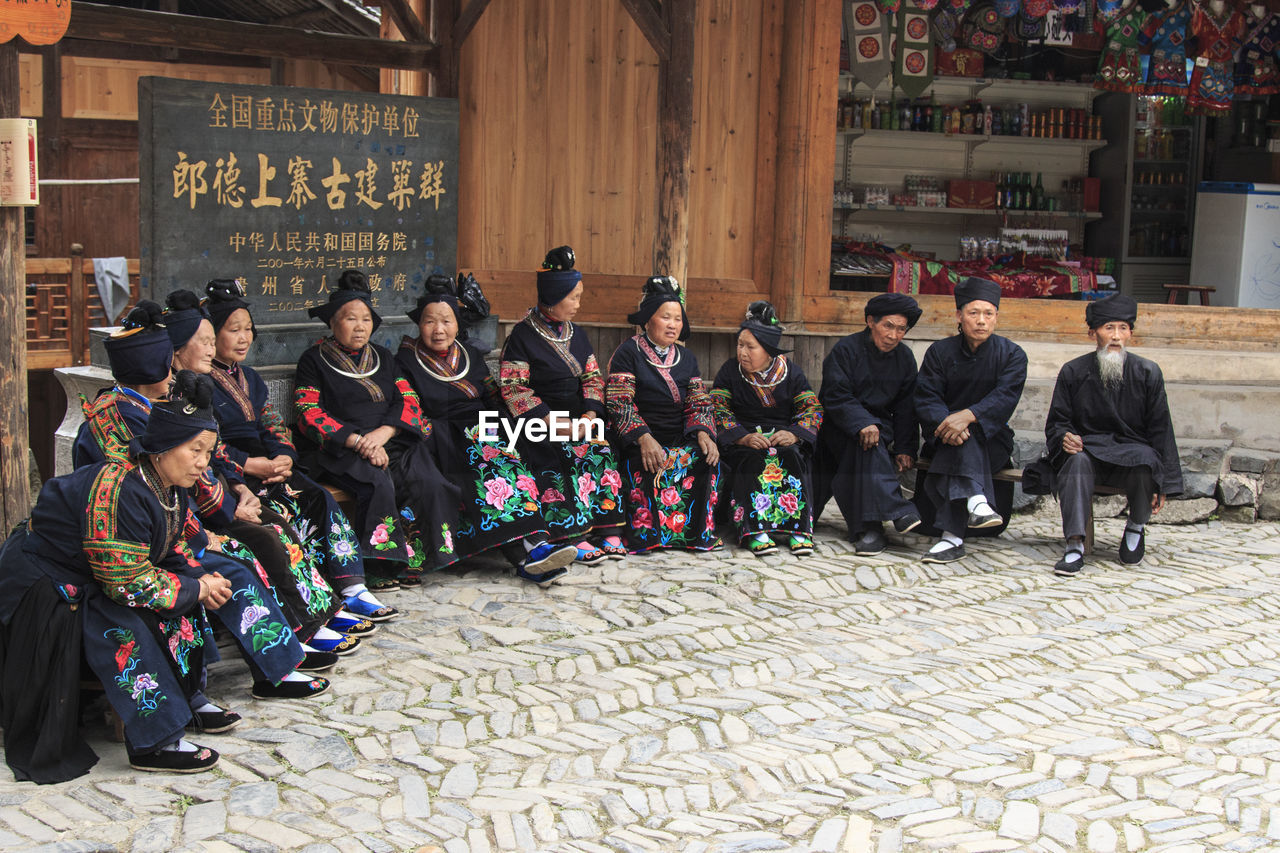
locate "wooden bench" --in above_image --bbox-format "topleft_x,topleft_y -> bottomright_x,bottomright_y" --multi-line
1163,283 -> 1215,305
914,460 -> 1123,553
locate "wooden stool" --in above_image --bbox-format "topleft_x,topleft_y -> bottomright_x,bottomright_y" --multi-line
1163,283 -> 1215,305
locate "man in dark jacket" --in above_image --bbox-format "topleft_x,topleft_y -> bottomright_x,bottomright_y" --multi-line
814,293 -> 923,554
1045,294 -> 1181,576
915,277 -> 1028,564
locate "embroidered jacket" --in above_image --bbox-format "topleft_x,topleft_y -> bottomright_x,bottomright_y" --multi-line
710,356 -> 823,446
498,309 -> 606,420
605,335 -> 714,446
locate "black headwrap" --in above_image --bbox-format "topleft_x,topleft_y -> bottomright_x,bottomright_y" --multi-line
865,292 -> 923,330
308,269 -> 383,332
626,275 -> 690,342
135,370 -> 219,456
1085,293 -> 1137,329
739,301 -> 790,357
537,246 -> 582,307
954,277 -> 1002,309
105,300 -> 173,386
162,289 -> 211,350
204,278 -> 253,334
407,272 -> 490,330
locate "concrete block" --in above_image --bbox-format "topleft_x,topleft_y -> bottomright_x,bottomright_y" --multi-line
1092,494 -> 1128,519
1220,505 -> 1257,523
1178,440 -> 1230,500
1218,472 -> 1261,507
1227,449 -> 1277,475
1259,471 -> 1280,521
1149,497 -> 1218,525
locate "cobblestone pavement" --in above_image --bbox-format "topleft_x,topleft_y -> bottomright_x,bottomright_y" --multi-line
5,503 -> 1280,853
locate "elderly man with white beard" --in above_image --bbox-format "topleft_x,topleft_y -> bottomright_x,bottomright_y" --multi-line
1045,294 -> 1182,576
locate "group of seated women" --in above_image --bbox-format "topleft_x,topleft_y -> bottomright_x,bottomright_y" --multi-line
0,245 -> 828,783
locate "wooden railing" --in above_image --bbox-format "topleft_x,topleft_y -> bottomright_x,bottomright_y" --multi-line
25,245 -> 139,370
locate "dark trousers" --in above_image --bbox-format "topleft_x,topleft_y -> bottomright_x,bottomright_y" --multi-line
1057,452 -> 1155,540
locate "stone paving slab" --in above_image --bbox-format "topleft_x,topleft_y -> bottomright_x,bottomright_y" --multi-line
4,505 -> 1280,852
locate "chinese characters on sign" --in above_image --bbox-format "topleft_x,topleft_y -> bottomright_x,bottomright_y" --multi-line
141,78 -> 458,323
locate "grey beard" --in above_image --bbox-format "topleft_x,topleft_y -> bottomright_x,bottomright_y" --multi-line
1097,346 -> 1125,390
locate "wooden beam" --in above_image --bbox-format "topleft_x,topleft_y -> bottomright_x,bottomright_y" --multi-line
271,9 -> 337,29
66,3 -> 438,71
428,0 -> 460,97
455,0 -> 493,47
654,0 -> 695,288
380,0 -> 430,42
771,0 -> 840,326
0,43 -> 32,532
619,0 -> 670,62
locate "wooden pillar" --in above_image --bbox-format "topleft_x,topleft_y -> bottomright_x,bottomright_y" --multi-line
654,0 -> 695,287
0,43 -> 31,531
771,0 -> 841,326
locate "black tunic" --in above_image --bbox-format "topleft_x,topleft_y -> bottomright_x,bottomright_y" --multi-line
605,335 -> 720,552
497,311 -> 626,539
294,340 -> 460,572
915,333 -> 1028,536
711,356 -> 823,540
814,330 -> 920,527
1045,351 -> 1183,494
395,337 -> 547,558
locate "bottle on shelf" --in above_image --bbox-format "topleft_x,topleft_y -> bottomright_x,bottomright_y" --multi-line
870,97 -> 880,130
1033,172 -> 1045,211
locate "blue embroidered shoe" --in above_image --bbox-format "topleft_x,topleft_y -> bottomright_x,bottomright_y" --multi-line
307,632 -> 360,656
328,612 -> 378,636
343,594 -> 399,622
522,542 -> 577,575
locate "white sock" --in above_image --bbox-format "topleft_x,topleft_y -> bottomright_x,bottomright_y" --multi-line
300,642 -> 319,654
355,591 -> 385,607
1061,544 -> 1084,563
334,609 -> 364,622
312,626 -> 343,642
929,532 -> 963,553
1125,525 -> 1144,550
281,671 -> 312,683
341,583 -> 367,599
966,494 -> 991,513
160,738 -> 198,753
522,538 -> 549,553
193,702 -> 222,714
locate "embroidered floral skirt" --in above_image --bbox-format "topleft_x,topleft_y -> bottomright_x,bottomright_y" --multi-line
218,507 -> 337,640
617,443 -> 721,553
435,424 -> 549,559
304,441 -> 461,575
187,551 -> 306,684
247,470 -> 366,587
519,436 -> 627,541
722,443 -> 814,542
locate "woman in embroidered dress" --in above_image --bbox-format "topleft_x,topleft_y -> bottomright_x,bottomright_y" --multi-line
498,247 -> 628,563
73,307 -> 343,704
201,280 -> 396,628
0,374 -> 325,783
606,276 -> 721,553
165,289 -> 356,657
293,269 -> 460,587
711,302 -> 823,557
395,276 -> 579,586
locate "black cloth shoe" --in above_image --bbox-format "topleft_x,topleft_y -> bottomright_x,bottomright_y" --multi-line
252,677 -> 331,700
966,507 -> 1003,529
853,527 -> 887,555
1053,552 -> 1084,577
130,745 -> 219,774
186,709 -> 241,734
516,564 -> 569,587
298,650 -> 340,672
1119,526 -> 1146,564
893,513 -> 923,534
922,543 -> 965,564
